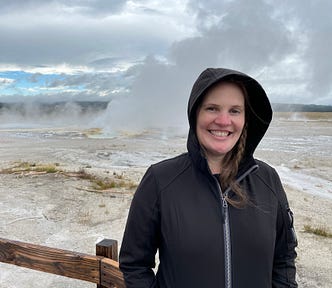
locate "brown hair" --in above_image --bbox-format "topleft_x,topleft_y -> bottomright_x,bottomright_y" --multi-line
219,80 -> 249,208
219,123 -> 248,207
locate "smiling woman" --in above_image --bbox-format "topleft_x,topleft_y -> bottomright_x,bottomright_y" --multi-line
119,67 -> 298,288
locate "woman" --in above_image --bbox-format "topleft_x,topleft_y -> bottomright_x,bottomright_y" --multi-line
119,68 -> 298,287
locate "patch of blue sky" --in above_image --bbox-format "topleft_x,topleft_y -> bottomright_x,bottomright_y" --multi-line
0,71 -> 84,96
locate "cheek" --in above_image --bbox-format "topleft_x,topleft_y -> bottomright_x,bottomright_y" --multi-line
196,121 -> 205,140
197,111 -> 212,128
239,121 -> 245,131
196,115 -> 208,142
196,113 -> 205,131
237,116 -> 246,131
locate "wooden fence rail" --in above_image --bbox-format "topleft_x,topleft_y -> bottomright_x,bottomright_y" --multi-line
0,237 -> 125,288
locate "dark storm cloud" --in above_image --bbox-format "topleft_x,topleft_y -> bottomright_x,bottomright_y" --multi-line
0,0 -> 173,66
0,21 -> 156,66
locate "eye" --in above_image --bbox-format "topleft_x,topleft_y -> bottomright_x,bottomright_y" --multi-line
230,108 -> 243,115
205,105 -> 218,112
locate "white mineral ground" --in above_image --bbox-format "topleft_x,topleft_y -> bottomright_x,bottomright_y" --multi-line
0,112 -> 331,287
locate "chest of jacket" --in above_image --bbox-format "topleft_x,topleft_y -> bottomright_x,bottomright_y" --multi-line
156,163 -> 278,287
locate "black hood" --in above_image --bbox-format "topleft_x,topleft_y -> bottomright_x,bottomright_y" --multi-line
187,68 -> 272,166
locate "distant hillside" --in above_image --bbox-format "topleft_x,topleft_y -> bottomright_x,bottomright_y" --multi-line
0,101 -> 110,114
272,103 -> 332,112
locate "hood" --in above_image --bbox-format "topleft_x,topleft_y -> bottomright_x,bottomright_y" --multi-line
187,67 -> 272,166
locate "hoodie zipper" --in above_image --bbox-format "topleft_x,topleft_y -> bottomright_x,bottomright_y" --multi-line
213,164 -> 259,288
222,191 -> 232,288
214,180 -> 232,288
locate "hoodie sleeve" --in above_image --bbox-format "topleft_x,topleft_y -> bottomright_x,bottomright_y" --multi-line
272,171 -> 298,288
119,166 -> 160,288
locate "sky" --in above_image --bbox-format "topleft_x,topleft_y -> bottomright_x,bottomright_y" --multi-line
0,0 -> 331,130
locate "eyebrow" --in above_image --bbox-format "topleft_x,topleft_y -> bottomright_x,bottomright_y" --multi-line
202,103 -> 244,108
231,105 -> 244,109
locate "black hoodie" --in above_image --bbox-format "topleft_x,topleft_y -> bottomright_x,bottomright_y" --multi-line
119,68 -> 297,288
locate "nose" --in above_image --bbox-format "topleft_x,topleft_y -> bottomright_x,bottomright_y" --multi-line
214,113 -> 231,126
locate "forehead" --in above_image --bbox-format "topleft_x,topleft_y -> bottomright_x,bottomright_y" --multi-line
202,82 -> 245,105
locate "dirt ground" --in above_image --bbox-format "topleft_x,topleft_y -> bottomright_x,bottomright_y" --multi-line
0,117 -> 331,287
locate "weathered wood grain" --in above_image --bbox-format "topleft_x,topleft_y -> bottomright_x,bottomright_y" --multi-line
96,238 -> 118,262
96,239 -> 119,288
0,237 -> 126,287
0,237 -> 100,283
100,258 -> 126,288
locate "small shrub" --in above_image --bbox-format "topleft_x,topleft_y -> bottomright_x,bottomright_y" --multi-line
76,169 -> 95,180
303,224 -> 332,238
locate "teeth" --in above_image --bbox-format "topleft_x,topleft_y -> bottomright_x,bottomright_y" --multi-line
210,130 -> 229,137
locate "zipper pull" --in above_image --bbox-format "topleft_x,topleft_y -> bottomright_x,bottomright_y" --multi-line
222,196 -> 228,208
221,196 -> 228,223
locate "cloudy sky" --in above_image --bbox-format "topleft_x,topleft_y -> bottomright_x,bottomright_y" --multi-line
0,0 -> 331,120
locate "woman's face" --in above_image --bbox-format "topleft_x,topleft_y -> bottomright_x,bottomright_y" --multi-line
196,82 -> 245,163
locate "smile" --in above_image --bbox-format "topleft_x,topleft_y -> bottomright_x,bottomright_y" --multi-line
209,130 -> 231,137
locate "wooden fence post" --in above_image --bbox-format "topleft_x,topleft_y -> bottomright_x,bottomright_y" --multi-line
96,239 -> 119,288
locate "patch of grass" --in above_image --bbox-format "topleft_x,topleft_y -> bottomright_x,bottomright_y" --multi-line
77,168 -> 137,191
91,179 -> 117,190
92,178 -> 137,190
0,162 -> 138,191
34,165 -> 58,173
303,224 -> 332,238
0,161 -> 60,174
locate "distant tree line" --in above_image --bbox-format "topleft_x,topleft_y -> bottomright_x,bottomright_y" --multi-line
0,101 -> 110,114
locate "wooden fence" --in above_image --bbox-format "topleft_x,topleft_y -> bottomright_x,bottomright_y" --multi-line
0,237 -> 125,288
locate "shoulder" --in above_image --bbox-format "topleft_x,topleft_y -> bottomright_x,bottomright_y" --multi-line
152,152 -> 191,170
252,159 -> 283,192
254,159 -> 279,179
149,152 -> 192,190
252,159 -> 290,204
